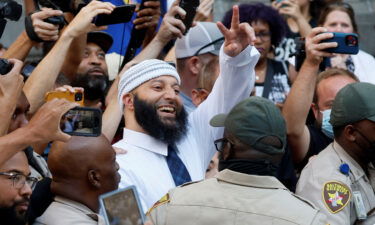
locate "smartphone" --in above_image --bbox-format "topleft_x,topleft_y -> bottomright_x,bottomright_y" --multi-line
321,32 -> 359,54
45,90 -> 84,106
93,4 -> 136,26
99,186 -> 145,225
61,107 -> 102,137
177,0 -> 200,35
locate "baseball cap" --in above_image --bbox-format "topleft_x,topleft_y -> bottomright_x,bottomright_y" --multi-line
330,82 -> 375,127
87,31 -> 113,53
210,97 -> 286,155
175,22 -> 224,59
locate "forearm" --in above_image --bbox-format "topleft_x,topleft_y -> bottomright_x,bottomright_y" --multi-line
103,78 -> 122,142
283,61 -> 319,136
23,31 -> 74,114
2,31 -> 35,61
133,36 -> 167,62
60,34 -> 86,81
0,126 -> 41,166
294,16 -> 312,37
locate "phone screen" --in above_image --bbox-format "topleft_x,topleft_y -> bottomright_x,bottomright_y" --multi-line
61,107 -> 101,137
100,187 -> 145,225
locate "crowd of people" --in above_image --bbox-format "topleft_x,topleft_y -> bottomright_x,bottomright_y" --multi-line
1,0 -> 375,224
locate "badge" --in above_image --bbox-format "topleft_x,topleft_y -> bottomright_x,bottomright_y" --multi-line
322,181 -> 351,213
146,193 -> 170,215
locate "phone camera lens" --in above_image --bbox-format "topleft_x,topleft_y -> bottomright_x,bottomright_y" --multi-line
346,35 -> 357,47
75,92 -> 83,101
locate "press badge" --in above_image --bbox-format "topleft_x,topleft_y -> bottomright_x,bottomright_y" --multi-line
352,188 -> 367,220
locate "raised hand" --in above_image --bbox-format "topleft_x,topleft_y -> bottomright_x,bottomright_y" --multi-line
31,8 -> 63,41
216,5 -> 256,57
155,0 -> 186,41
133,0 -> 161,30
305,27 -> 336,65
63,0 -> 115,39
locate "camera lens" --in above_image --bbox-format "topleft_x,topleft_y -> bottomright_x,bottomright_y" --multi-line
75,92 -> 83,101
346,35 -> 358,47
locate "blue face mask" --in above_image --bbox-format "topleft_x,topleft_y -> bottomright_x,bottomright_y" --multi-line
321,109 -> 334,139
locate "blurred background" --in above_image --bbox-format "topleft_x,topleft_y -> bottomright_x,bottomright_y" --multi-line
1,0 -> 374,57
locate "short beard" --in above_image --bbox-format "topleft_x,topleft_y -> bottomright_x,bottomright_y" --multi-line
72,73 -> 109,101
133,94 -> 188,145
0,202 -> 29,225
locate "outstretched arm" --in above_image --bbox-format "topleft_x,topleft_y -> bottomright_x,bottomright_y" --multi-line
282,27 -> 336,163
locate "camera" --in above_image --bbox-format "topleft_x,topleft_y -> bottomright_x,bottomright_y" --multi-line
0,0 -> 22,38
0,0 -> 22,21
0,58 -> 13,75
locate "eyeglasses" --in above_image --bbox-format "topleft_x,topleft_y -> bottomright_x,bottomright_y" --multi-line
0,172 -> 38,189
255,32 -> 271,41
214,138 -> 234,152
194,37 -> 225,56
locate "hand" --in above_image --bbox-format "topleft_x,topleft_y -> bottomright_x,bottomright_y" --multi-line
194,0 -> 214,22
31,8 -> 63,41
304,27 -> 337,65
63,0 -> 115,39
216,5 -> 256,57
274,0 -> 304,20
0,59 -> 24,103
155,0 -> 186,41
133,0 -> 161,30
54,85 -> 84,94
27,99 -> 79,143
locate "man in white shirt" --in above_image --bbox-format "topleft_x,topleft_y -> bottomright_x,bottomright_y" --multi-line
115,5 -> 259,211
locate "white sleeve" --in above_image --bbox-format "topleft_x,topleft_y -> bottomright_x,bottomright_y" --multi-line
188,44 -> 259,169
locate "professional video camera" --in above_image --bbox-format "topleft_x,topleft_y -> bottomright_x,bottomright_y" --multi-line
0,0 -> 22,38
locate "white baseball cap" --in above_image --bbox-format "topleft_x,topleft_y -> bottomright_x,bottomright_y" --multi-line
175,22 -> 224,59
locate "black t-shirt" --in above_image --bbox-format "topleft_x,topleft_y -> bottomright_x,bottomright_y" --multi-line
275,19 -> 317,61
277,144 -> 297,192
297,125 -> 333,171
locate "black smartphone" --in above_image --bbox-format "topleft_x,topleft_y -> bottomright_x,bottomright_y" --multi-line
61,107 -> 102,137
321,32 -> 359,54
177,0 -> 200,35
93,4 -> 136,26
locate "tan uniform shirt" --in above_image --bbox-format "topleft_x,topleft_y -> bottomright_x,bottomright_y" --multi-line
148,169 -> 327,225
33,196 -> 105,225
296,141 -> 375,225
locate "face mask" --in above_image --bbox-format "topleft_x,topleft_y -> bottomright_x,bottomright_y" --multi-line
321,109 -> 334,139
218,159 -> 279,177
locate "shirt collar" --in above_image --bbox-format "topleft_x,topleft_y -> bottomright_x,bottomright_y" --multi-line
333,141 -> 365,180
54,196 -> 96,217
122,128 -> 168,156
215,169 -> 287,190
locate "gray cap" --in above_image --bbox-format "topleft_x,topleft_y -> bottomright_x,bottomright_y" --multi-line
175,22 -> 224,59
330,82 -> 375,127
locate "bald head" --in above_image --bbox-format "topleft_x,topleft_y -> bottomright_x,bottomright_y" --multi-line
49,135 -> 120,193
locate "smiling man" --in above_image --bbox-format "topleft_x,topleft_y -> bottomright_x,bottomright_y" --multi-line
114,5 -> 259,211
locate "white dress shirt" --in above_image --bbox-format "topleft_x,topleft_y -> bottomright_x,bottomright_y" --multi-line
114,45 -> 259,212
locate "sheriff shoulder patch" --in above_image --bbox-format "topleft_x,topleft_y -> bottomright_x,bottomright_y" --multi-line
146,193 -> 170,215
322,181 -> 351,213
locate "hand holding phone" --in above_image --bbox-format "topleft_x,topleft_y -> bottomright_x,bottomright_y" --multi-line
176,0 -> 200,35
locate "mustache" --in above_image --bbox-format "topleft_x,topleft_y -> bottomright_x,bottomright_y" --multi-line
87,66 -> 105,74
